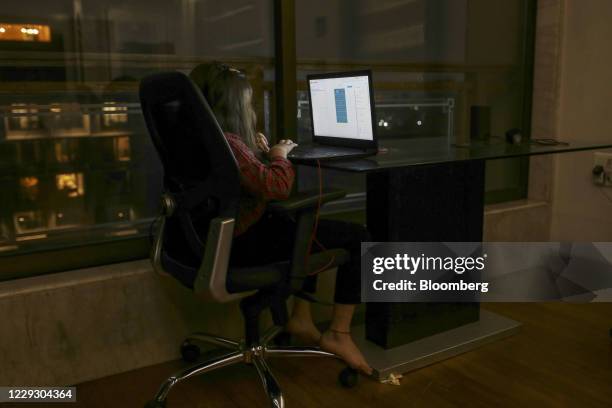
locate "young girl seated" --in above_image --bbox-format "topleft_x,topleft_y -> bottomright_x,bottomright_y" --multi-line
190,62 -> 372,375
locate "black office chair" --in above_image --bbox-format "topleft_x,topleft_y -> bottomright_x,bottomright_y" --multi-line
139,72 -> 355,408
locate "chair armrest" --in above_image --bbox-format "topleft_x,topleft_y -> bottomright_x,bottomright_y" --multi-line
267,188 -> 346,214
266,188 -> 348,292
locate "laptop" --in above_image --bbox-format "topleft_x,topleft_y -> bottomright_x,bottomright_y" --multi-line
288,70 -> 378,162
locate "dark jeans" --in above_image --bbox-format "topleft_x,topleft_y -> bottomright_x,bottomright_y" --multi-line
230,213 -> 370,304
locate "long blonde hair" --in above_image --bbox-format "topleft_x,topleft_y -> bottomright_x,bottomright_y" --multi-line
190,62 -> 258,152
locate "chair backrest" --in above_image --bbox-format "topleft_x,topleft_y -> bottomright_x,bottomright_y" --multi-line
139,71 -> 244,302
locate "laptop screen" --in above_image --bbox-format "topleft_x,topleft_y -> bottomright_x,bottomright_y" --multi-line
308,72 -> 375,144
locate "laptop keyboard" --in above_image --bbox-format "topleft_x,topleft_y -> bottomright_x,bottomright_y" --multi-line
289,145 -> 365,160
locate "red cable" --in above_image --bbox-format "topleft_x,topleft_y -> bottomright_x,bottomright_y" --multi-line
313,237 -> 327,251
306,159 -> 336,276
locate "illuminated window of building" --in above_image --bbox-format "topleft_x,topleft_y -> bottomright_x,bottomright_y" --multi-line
114,136 -> 131,162
0,23 -> 51,42
102,102 -> 129,128
54,140 -> 79,163
19,177 -> 40,202
47,103 -> 90,136
7,104 -> 40,137
56,173 -> 85,198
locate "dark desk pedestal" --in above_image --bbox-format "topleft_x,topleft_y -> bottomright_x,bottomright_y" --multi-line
357,160 -> 520,377
365,160 -> 484,349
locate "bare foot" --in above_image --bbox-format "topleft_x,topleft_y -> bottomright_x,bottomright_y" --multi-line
285,317 -> 322,346
319,330 -> 373,375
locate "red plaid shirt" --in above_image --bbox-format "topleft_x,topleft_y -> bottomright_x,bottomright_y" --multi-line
225,133 -> 295,235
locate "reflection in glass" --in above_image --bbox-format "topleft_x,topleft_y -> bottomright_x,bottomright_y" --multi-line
295,0 -> 533,204
0,221 -> 10,244
0,0 -> 272,257
106,206 -> 134,223
375,98 -> 454,140
53,209 -> 80,228
14,211 -> 46,234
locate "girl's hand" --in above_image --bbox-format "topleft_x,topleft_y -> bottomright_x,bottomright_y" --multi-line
256,132 -> 270,153
269,139 -> 298,159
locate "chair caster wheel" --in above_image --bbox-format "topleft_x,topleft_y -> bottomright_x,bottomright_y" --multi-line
338,367 -> 358,388
144,400 -> 166,408
180,341 -> 201,363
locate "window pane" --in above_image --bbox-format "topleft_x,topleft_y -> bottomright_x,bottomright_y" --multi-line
296,0 -> 533,203
0,0 -> 274,256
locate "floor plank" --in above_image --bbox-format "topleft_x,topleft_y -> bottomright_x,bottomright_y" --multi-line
2,303 -> 611,407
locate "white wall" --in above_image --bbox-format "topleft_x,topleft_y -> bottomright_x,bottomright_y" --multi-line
551,0 -> 612,240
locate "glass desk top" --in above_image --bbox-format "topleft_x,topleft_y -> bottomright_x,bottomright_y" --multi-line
299,138 -> 612,173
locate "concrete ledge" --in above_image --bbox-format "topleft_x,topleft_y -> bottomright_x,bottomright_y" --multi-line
0,259 -> 339,387
484,200 -> 551,241
485,199 -> 549,216
0,260 -> 246,386
0,260 -> 151,299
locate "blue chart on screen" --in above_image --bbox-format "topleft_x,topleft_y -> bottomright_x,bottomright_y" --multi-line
334,88 -> 348,123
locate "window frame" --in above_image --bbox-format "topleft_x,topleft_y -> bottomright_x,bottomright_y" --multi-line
485,0 -> 537,205
0,0 -> 538,281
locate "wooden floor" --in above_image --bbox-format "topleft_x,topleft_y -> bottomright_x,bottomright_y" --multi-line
6,303 -> 611,408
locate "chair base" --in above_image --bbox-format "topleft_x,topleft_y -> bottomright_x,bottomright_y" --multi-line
146,326 -> 354,408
